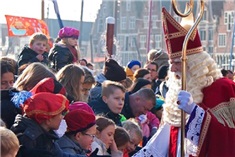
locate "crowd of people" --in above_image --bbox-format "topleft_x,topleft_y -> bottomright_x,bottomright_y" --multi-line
1,6 -> 235,157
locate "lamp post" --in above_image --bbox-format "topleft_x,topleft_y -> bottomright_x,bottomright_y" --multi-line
41,0 -> 45,21
79,0 -> 84,47
146,0 -> 153,53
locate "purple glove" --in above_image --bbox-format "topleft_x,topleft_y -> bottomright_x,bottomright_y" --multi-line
177,90 -> 196,114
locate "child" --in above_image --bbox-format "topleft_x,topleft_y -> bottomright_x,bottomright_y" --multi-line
91,116 -> 122,156
81,67 -> 95,102
1,60 -> 15,90
88,80 -> 126,126
14,62 -> 55,91
125,60 -> 141,80
122,120 -> 143,157
18,33 -> 49,67
56,64 -> 85,103
57,109 -> 96,155
49,27 -> 80,71
0,127 -> 19,157
10,93 -> 84,157
114,126 -> 130,152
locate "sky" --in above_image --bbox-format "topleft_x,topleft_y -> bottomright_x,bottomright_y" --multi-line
0,0 -> 102,24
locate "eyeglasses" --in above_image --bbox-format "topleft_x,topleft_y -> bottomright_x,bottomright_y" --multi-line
82,132 -> 96,139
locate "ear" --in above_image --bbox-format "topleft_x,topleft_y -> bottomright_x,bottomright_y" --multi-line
75,132 -> 82,141
135,95 -> 141,102
102,96 -> 107,103
96,130 -> 101,138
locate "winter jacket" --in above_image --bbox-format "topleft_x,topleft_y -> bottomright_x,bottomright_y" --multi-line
88,97 -> 122,127
121,92 -> 135,119
91,137 -> 122,157
57,134 -> 87,155
48,44 -> 74,71
88,74 -> 107,102
11,114 -> 85,157
1,88 -> 22,128
18,46 -> 48,67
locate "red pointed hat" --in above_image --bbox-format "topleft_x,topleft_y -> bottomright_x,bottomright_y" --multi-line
162,7 -> 203,59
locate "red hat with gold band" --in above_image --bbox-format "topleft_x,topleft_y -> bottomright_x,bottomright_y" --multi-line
162,7 -> 203,59
23,92 -> 69,124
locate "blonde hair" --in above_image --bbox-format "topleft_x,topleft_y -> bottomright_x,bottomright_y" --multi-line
56,64 -> 85,101
1,127 -> 19,157
29,32 -> 48,46
60,38 -> 80,61
163,51 -> 222,126
14,63 -> 55,91
101,80 -> 126,97
122,119 -> 142,139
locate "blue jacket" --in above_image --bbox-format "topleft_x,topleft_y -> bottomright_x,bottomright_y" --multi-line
57,134 -> 87,155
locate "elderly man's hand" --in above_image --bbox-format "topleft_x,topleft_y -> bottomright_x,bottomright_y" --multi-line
177,90 -> 196,114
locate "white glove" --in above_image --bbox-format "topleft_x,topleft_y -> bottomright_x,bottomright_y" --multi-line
177,90 -> 196,114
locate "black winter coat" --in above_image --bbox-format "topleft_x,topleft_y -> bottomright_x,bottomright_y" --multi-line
48,44 -> 73,71
1,88 -> 22,128
11,115 -> 86,157
18,46 -> 49,67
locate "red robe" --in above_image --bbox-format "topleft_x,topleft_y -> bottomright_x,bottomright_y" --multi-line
196,78 -> 235,157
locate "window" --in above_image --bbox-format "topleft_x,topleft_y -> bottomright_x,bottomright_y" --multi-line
152,15 -> 158,28
98,19 -> 104,33
144,16 -> 148,28
130,37 -> 135,48
224,12 -> 228,24
118,36 -> 124,51
199,30 -> 206,41
126,0 -> 131,11
121,17 -> 127,30
140,35 -> 146,48
224,11 -> 234,31
155,35 -> 161,49
129,16 -> 136,30
202,10 -> 207,21
218,34 -> 226,47
208,28 -> 213,41
208,46 -> 213,54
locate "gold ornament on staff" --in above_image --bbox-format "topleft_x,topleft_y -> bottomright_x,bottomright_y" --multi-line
171,0 -> 205,156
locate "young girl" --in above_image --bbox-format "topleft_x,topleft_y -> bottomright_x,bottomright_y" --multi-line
49,26 -> 80,71
56,64 -> 85,103
14,62 -> 55,91
125,60 -> 141,80
91,116 -> 122,157
114,126 -> 130,152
